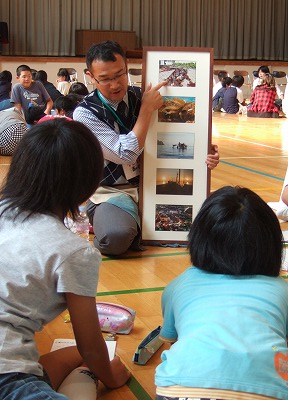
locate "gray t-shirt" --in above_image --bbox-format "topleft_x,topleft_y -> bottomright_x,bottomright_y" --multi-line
0,206 -> 101,376
11,81 -> 50,114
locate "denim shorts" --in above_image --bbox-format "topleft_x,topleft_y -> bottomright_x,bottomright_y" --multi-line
0,372 -> 69,400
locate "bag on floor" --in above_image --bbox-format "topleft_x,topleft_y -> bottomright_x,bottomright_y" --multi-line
96,302 -> 136,334
132,326 -> 163,365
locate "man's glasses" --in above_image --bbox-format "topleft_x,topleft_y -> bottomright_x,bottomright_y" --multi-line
91,71 -> 127,86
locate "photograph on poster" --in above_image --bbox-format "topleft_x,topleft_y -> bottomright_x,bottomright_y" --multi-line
158,96 -> 196,123
156,168 -> 193,195
155,204 -> 193,232
157,132 -> 195,159
141,46 -> 212,243
159,60 -> 196,87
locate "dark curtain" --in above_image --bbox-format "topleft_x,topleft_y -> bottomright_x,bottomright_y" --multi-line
0,0 -> 287,60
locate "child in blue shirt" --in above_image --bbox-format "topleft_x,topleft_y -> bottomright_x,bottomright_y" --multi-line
212,76 -> 232,112
222,75 -> 245,114
155,186 -> 288,400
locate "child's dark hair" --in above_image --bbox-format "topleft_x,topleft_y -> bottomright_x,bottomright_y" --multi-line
57,68 -> 70,82
24,105 -> 46,124
53,95 -> 75,113
217,71 -> 228,81
0,119 -> 104,220
58,94 -> 81,118
86,40 -> 126,70
66,93 -> 84,105
188,186 -> 283,277
68,82 -> 89,96
0,70 -> 12,82
34,70 -> 48,83
232,75 -> 244,88
258,65 -> 270,74
221,77 -> 232,88
16,65 -> 32,77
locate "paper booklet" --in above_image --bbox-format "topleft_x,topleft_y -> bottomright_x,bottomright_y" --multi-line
51,338 -> 116,361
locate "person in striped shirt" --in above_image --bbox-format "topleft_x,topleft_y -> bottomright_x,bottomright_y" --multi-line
74,40 -> 220,256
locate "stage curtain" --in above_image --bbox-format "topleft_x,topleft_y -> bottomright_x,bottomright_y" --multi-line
0,0 -> 288,60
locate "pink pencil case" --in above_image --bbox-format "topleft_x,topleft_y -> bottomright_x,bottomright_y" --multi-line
96,302 -> 136,334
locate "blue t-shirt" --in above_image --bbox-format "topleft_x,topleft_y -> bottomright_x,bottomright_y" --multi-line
155,267 -> 288,399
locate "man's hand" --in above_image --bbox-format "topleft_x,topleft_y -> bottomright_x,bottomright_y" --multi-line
206,144 -> 219,170
141,81 -> 168,113
134,81 -> 167,148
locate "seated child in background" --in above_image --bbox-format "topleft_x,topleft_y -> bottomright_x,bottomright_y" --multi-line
64,93 -> 85,118
253,65 -> 284,105
34,70 -> 62,102
212,70 -> 228,97
56,68 -> 71,96
0,107 -> 28,155
65,83 -> 90,117
38,95 -> 76,122
0,119 -> 130,399
68,82 -> 89,97
11,64 -> 53,118
212,76 -> 232,112
24,104 -> 46,127
0,70 -> 13,111
247,73 -> 279,118
155,186 -> 288,400
222,75 -> 245,114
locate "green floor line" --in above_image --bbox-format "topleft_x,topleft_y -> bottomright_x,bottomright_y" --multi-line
220,160 -> 284,181
102,251 -> 189,261
98,287 -> 165,296
127,375 -> 152,400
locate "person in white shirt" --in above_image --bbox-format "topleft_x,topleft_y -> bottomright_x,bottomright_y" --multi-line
56,68 -> 71,96
212,70 -> 228,97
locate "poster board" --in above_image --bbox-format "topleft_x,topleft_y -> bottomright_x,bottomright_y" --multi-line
139,47 -> 213,244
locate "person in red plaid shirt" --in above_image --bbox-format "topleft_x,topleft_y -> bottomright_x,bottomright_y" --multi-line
247,73 -> 279,118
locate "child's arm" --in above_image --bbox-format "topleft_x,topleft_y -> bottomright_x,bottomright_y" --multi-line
65,292 -> 130,389
160,281 -> 178,342
13,103 -> 22,113
44,98 -> 53,115
39,345 -> 83,390
237,88 -> 246,105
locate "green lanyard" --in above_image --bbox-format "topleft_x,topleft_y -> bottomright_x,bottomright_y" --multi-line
97,91 -> 127,130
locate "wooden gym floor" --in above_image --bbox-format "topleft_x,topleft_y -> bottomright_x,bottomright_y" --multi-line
1,112 -> 288,399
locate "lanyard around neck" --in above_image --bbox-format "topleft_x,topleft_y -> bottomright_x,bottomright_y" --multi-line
97,91 -> 127,130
